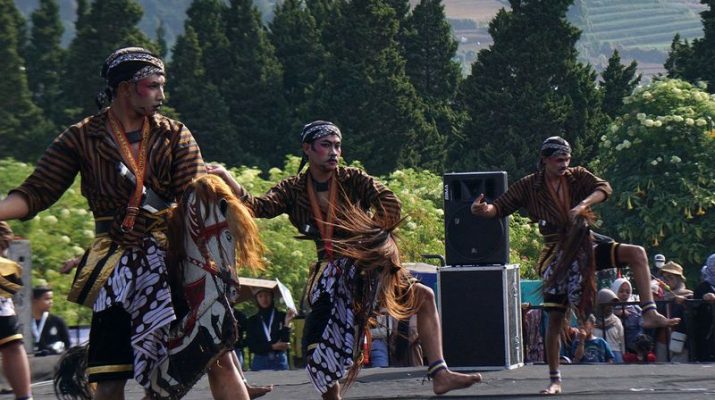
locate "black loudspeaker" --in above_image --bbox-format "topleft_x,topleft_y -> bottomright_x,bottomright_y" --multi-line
438,265 -> 523,370
443,171 -> 509,266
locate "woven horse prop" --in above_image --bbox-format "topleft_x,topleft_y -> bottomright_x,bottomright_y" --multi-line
54,174 -> 263,399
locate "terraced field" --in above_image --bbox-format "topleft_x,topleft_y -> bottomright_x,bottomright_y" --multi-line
579,0 -> 705,51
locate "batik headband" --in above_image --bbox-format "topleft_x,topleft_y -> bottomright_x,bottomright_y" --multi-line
300,120 -> 342,144
96,47 -> 165,109
297,121 -> 342,173
540,136 -> 572,157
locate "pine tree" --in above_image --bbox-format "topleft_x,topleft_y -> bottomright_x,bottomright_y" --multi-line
156,20 -> 168,59
60,0 -> 156,123
600,49 -> 640,119
457,0 -> 603,180
665,2 -> 715,93
0,0 -> 53,161
223,0 -> 291,170
269,0 -> 326,131
184,0 -> 231,89
169,25 -> 251,166
316,0 -> 444,174
403,0 -> 463,171
25,0 -> 66,128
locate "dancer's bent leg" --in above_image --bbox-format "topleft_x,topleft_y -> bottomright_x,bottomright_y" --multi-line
413,283 -> 482,395
94,380 -> 127,400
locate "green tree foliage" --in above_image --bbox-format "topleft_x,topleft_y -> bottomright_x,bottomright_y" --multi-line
316,0 -> 444,175
600,49 -> 640,119
184,0 -> 231,89
595,79 -> 715,283
156,19 -> 168,58
25,0 -> 66,129
223,0 -> 292,171
0,0 -> 53,162
60,0 -> 157,123
402,0 -> 464,171
169,25 -> 245,166
269,0 -> 326,132
458,0 -> 604,180
665,2 -> 715,93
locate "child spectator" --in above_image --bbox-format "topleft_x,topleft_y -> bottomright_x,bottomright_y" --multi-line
610,278 -> 643,354
593,288 -> 625,363
572,314 -> 615,363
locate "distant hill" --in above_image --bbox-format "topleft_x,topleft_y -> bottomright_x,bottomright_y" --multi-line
16,0 -> 706,79
436,0 -> 706,78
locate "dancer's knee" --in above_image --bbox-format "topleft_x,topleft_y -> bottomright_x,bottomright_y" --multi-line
619,244 -> 647,266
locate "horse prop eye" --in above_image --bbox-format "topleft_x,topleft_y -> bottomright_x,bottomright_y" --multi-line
224,231 -> 233,241
219,198 -> 228,216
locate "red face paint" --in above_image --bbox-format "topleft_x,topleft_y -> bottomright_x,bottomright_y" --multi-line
130,74 -> 165,116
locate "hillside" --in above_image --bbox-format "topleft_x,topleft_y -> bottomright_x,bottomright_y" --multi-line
15,0 -> 708,79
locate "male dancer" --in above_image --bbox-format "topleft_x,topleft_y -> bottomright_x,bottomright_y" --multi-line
471,136 -> 678,394
0,222 -> 32,400
0,47 -> 249,400
209,120 -> 481,399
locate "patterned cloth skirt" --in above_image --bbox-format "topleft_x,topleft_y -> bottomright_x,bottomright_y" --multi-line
93,236 -> 175,391
303,257 -> 377,394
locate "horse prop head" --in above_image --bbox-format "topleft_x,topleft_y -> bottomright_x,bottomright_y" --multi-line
153,174 -> 264,398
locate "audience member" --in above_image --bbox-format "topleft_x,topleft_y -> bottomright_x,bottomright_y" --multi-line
389,315 -> 424,367
572,314 -> 615,363
659,261 -> 692,362
610,277 -> 643,353
246,288 -> 294,371
369,313 -> 390,367
32,280 -> 71,355
593,288 -> 625,363
622,333 -> 656,363
234,308 -> 249,367
652,253 -> 666,278
693,253 -> 715,361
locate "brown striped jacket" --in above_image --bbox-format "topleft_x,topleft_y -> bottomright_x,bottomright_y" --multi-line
10,108 -> 206,247
493,166 -> 612,239
234,166 -> 401,259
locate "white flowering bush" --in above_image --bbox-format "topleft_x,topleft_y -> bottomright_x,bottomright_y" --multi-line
594,79 -> 715,279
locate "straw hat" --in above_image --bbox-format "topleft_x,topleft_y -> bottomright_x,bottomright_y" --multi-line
660,261 -> 685,279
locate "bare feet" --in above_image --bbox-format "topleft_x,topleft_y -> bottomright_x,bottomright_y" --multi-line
432,369 -> 481,395
540,382 -> 561,395
641,310 -> 680,329
247,384 -> 273,399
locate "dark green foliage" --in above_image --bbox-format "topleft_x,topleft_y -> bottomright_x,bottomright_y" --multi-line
184,0 -> 231,89
156,20 -> 168,58
169,26 -> 249,166
315,0 -> 444,174
223,0 -> 291,170
269,0 -> 326,133
600,49 -> 640,119
59,0 -> 157,123
457,0 -> 603,180
25,0 -> 66,128
0,0 -> 53,161
665,1 -> 715,93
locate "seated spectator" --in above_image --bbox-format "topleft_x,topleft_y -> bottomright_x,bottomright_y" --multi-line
369,313 -> 390,367
659,261 -> 692,362
246,288 -> 294,371
31,280 -> 70,356
389,314 -> 423,367
559,322 -> 580,364
610,278 -> 643,353
593,288 -> 625,363
623,333 -> 656,363
693,253 -> 715,361
572,314 -> 615,363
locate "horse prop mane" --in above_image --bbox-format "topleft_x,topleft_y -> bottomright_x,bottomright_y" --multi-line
54,174 -> 263,400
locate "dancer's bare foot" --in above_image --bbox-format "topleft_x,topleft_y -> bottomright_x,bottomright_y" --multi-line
247,384 -> 273,399
540,382 -> 561,395
641,310 -> 679,329
432,369 -> 481,395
